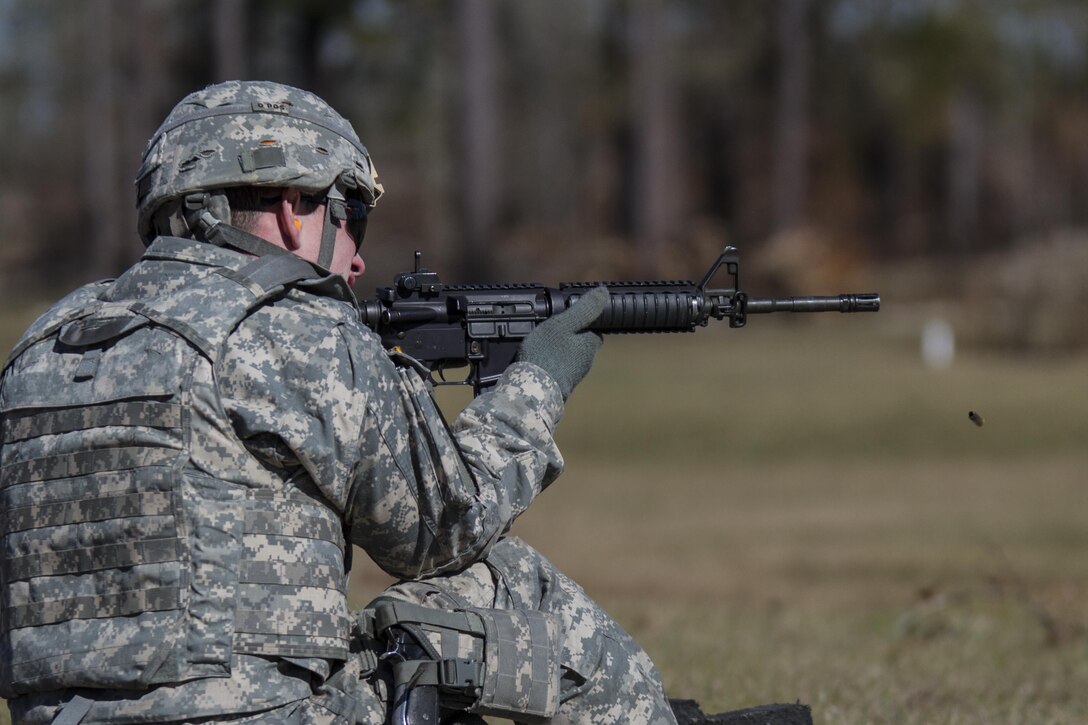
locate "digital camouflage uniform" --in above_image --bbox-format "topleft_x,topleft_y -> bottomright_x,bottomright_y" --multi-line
0,81 -> 677,725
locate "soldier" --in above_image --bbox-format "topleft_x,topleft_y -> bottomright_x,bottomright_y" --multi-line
0,81 -> 677,724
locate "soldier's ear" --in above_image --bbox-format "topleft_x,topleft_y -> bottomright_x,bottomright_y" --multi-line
277,189 -> 304,251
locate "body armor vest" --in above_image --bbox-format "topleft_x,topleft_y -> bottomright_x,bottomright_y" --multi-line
0,251 -> 352,697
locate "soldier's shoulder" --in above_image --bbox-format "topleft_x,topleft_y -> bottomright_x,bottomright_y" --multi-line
4,280 -> 112,365
237,289 -> 385,363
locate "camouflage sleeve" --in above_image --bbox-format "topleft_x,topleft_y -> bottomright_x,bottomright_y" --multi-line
347,351 -> 566,580
217,300 -> 365,501
221,298 -> 566,581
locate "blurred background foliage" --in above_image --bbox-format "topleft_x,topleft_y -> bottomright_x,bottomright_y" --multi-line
0,0 -> 1086,352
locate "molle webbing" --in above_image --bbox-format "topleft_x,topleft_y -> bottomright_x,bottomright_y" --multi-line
2,400 -> 181,443
239,560 -> 343,589
476,608 -> 560,718
3,535 -> 179,583
1,393 -> 184,636
0,490 -> 173,538
244,506 -> 345,550
234,610 -> 349,644
231,498 -> 351,660
0,447 -> 178,488
6,585 -> 180,630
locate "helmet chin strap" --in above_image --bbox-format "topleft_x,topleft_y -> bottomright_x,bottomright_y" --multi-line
318,184 -> 348,271
182,192 -> 294,260
181,189 -> 348,277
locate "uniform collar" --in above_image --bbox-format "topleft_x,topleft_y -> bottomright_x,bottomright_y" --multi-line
142,236 -> 359,307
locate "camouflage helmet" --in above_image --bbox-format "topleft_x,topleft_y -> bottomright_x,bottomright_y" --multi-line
135,80 -> 382,248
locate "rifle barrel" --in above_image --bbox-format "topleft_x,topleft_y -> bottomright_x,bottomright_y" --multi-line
745,294 -> 880,314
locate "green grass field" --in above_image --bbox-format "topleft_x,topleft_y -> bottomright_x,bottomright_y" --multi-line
3,310 -> 1085,723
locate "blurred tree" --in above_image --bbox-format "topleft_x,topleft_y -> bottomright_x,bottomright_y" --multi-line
505,1 -> 591,238
254,0 -> 356,94
827,0 -> 1031,255
772,0 -> 811,234
123,1 -> 172,252
456,0 -> 500,280
672,2 -> 774,246
84,0 -> 127,279
214,0 -> 249,80
627,0 -> 683,276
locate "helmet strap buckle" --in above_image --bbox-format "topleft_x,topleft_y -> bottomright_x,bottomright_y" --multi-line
183,192 -> 209,213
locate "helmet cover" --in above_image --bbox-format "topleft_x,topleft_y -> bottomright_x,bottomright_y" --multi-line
136,80 -> 382,242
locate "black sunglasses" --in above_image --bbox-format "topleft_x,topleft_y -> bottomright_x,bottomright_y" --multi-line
302,193 -> 369,247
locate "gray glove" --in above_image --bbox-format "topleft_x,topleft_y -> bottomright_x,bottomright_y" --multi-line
516,285 -> 610,400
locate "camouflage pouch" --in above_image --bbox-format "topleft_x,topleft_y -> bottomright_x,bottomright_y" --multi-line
371,598 -> 560,721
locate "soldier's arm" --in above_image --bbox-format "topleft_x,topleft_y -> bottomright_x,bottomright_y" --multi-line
220,298 -> 567,580
345,289 -> 612,579
346,344 -> 565,579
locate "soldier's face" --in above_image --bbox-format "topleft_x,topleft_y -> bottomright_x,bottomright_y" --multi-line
294,204 -> 366,287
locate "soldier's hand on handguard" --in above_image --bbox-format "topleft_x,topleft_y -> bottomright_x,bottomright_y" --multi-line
516,285 -> 609,400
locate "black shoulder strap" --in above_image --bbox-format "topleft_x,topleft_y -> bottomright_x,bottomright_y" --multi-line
235,252 -> 322,293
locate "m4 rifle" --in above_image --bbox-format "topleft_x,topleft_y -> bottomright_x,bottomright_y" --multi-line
359,246 -> 880,396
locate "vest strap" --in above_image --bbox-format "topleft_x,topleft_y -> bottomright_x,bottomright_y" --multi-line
372,598 -> 486,638
2,400 -> 181,443
239,560 -> 346,591
5,585 -> 180,630
244,507 -> 345,551
51,694 -> 93,725
4,536 -> 180,581
1,490 -> 173,537
234,608 -> 350,640
1,446 -> 179,489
